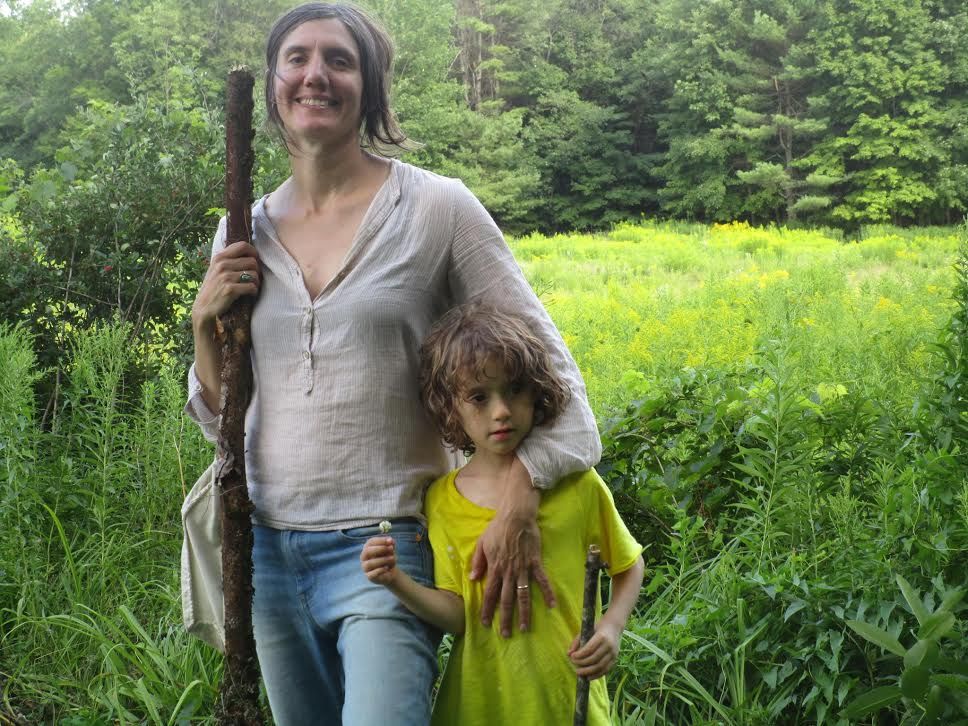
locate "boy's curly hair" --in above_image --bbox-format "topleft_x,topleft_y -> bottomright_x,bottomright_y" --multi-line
419,303 -> 570,454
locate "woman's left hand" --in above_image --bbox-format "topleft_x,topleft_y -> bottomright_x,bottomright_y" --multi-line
469,457 -> 556,637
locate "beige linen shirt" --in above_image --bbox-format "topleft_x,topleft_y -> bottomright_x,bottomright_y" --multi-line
185,159 -> 601,531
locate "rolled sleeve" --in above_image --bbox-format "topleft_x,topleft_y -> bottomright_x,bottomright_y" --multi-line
184,363 -> 220,443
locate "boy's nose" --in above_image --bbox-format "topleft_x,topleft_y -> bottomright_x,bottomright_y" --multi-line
492,399 -> 512,419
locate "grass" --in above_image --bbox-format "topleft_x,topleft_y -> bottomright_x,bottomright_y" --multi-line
1,220 -> 966,724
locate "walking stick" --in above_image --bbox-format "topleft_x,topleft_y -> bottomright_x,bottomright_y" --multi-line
215,67 -> 263,725
574,544 -> 606,726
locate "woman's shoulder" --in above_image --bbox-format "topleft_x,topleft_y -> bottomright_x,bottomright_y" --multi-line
393,159 -> 477,207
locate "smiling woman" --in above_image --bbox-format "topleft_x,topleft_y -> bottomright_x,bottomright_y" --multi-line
263,2 -> 406,154
184,3 -> 601,725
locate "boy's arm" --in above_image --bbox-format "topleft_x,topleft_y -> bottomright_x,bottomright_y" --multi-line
568,556 -> 645,679
361,536 -> 465,635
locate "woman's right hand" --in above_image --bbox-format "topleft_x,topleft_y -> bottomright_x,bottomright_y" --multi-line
191,241 -> 262,330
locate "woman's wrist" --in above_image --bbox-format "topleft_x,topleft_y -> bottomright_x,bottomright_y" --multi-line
192,311 -> 216,339
499,456 -> 539,519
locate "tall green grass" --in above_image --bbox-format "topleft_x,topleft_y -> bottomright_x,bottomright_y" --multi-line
590,234 -> 968,723
0,322 -> 220,724
1,221 -> 966,724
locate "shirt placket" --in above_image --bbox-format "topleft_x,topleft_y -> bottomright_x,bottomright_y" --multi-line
301,302 -> 314,393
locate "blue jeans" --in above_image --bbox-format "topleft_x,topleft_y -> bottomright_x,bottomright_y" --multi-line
252,520 -> 440,726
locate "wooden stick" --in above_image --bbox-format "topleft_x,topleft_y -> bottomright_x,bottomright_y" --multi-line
215,66 -> 263,726
574,544 -> 604,726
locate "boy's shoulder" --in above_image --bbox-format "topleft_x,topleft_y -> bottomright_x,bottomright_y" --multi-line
424,468 -> 460,513
553,467 -> 608,494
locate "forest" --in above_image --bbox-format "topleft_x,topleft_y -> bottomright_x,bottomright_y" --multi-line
1,0 -> 967,723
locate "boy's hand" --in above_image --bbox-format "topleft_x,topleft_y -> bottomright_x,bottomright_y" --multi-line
568,620 -> 623,679
360,536 -> 399,586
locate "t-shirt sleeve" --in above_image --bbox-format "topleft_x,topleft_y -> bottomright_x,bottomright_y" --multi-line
581,470 -> 643,577
425,479 -> 463,596
446,181 -> 601,488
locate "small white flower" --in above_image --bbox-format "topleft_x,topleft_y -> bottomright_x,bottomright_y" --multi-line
379,520 -> 392,534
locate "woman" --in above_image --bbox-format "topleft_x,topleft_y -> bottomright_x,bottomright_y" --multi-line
185,3 -> 601,724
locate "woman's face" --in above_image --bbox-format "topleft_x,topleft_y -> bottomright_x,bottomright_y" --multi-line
273,18 -> 364,146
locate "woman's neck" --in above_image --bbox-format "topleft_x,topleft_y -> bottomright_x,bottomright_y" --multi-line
284,140 -> 382,212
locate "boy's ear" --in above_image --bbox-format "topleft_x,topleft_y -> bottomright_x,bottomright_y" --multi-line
533,400 -> 546,425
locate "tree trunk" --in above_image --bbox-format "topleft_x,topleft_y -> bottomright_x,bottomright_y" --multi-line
574,544 -> 604,726
215,67 -> 263,726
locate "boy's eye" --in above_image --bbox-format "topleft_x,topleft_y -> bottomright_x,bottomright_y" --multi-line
466,392 -> 486,404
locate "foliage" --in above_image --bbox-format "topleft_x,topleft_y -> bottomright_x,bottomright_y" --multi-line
594,237 -> 968,723
0,321 -> 220,725
2,221 -> 966,723
3,0 -> 967,234
843,575 -> 967,723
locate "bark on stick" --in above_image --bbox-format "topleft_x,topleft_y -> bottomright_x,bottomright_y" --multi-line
574,544 -> 604,726
215,67 -> 263,726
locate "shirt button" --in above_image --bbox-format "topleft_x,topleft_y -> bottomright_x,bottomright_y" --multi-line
303,351 -> 311,359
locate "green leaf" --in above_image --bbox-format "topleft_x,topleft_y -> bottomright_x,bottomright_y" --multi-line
896,575 -> 930,626
940,587 -> 965,613
931,674 -> 968,694
901,665 -> 930,700
904,639 -> 940,670
937,657 -> 968,677
919,611 -> 956,641
784,599 -> 807,622
846,620 -> 906,657
842,685 -> 902,718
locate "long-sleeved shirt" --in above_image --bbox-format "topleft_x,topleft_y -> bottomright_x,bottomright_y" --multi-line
184,159 -> 601,531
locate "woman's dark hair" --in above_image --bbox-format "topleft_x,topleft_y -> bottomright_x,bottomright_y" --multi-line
264,2 -> 408,153
419,303 -> 570,455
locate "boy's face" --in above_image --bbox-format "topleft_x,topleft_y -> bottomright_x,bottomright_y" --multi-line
456,358 -> 535,457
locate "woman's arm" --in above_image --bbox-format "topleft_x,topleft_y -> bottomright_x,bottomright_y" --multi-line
361,537 -> 465,634
185,217 -> 261,432
448,182 -> 602,487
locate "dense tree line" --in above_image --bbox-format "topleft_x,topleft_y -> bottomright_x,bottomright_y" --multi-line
2,0 -> 966,233
2,0 -> 968,380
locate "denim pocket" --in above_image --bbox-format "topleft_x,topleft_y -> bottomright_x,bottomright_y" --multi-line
340,520 -> 434,587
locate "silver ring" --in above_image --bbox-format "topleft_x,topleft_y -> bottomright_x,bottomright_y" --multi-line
239,271 -> 254,283
516,584 -> 529,590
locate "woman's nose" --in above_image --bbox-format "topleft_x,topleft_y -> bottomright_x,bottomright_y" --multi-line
303,54 -> 328,85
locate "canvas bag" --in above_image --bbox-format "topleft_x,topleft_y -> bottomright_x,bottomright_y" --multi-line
180,460 -> 225,652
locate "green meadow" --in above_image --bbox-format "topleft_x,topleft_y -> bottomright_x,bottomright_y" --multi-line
2,222 -> 966,724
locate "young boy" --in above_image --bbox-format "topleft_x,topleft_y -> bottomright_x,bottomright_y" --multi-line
361,304 -> 645,725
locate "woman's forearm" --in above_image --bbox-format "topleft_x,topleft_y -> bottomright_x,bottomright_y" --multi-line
497,455 -> 540,519
385,573 -> 465,635
192,316 -> 223,415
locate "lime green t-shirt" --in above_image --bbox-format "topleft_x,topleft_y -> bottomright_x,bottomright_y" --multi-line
425,468 -> 643,726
